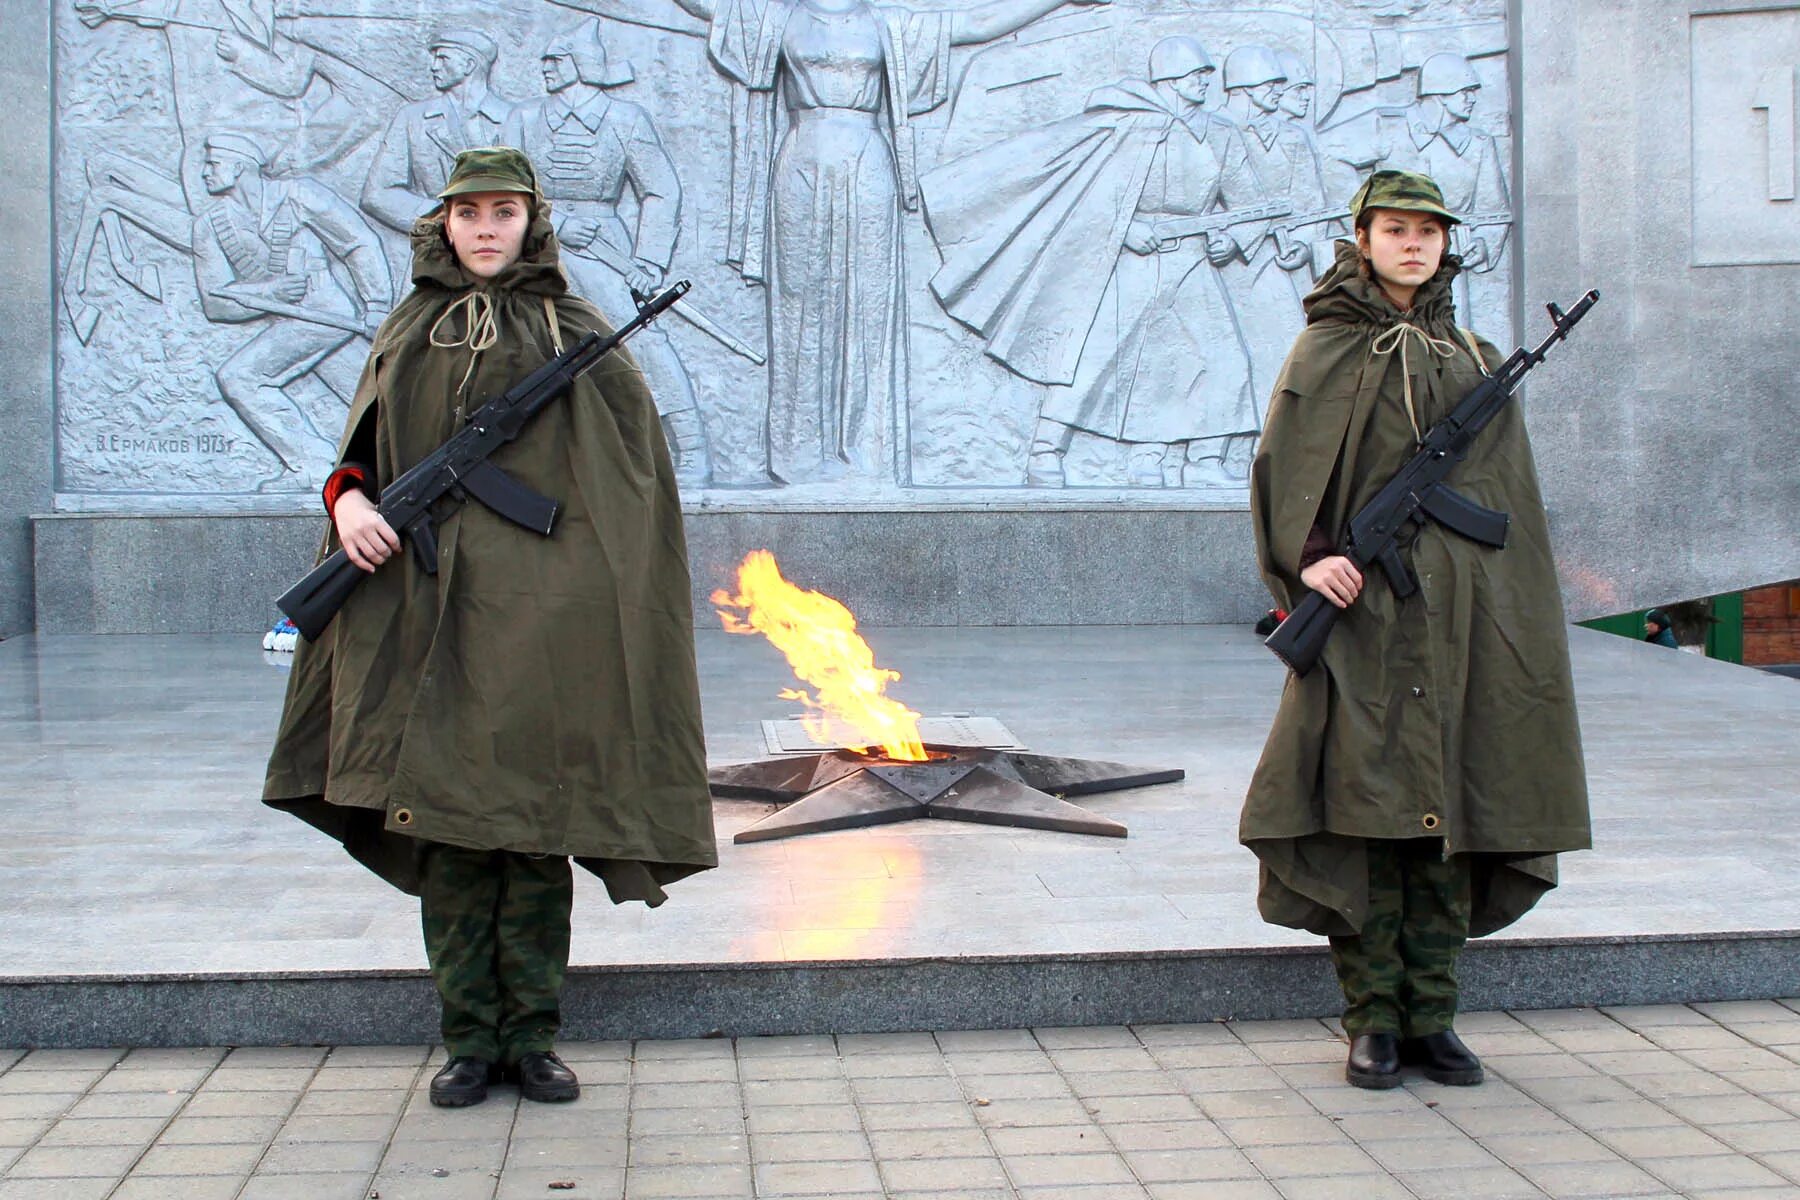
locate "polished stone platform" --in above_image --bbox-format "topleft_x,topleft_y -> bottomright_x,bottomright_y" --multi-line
3,625 -> 1797,1047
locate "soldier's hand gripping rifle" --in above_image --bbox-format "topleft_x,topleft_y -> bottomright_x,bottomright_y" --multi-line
276,281 -> 690,642
1264,289 -> 1600,676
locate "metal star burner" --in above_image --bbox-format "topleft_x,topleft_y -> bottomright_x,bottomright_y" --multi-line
710,736 -> 1182,844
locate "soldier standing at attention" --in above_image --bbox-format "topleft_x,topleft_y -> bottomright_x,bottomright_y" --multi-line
1241,170 -> 1590,1089
263,148 -> 718,1107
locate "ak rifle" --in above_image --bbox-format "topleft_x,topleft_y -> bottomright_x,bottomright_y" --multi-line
1264,289 -> 1600,676
276,281 -> 690,642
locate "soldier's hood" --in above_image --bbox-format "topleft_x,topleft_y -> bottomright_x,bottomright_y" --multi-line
1303,237 -> 1463,331
406,202 -> 571,297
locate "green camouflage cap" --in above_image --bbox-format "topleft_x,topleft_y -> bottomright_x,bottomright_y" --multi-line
1348,169 -> 1460,225
437,146 -> 540,200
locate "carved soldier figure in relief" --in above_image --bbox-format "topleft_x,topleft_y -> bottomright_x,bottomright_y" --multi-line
501,20 -> 710,484
1271,48 -> 1348,271
362,31 -> 517,234
1327,52 -> 1511,324
662,0 -> 1104,486
923,36 -> 1265,489
192,133 -> 393,490
1212,44 -> 1323,485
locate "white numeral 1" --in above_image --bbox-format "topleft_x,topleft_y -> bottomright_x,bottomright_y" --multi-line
1752,66 -> 1797,202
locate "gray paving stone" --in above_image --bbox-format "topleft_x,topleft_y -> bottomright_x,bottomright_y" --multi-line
631,1081 -> 744,1110
0,1180 -> 115,1199
218,1048 -> 329,1069
838,1053 -> 952,1079
984,1123 -> 1103,1156
734,1055 -> 843,1082
0,1092 -> 83,1120
33,1116 -> 169,1146
0,1069 -> 105,1094
1395,1166 -> 1544,1200
1243,1141 -> 1381,1178
132,1140 -> 268,1175
1656,1092 -> 1792,1125
631,1057 -> 740,1085
732,1036 -> 836,1059
1033,1027 -> 1142,1050
117,1048 -> 228,1070
848,1074 -> 962,1104
12,1050 -> 126,1072
741,1105 -> 859,1135
973,1096 -> 1096,1128
1064,1070 -> 1184,1100
836,1033 -> 940,1056
1358,1134 -> 1502,1172
109,1178 -> 245,1200
1639,1152 -> 1792,1191
322,1045 -> 429,1068
935,1029 -> 1039,1053
510,1134 -> 630,1168
620,1161 -> 754,1197
89,1066 -> 211,1093
878,1155 -> 1011,1191
6,1141 -> 145,1177
633,1039 -> 736,1062
1216,1114 -> 1351,1147
1104,1119 -> 1232,1152
1015,1187 -> 1150,1200
306,1066 -> 420,1091
626,1133 -> 746,1168
1149,1045 -> 1264,1070
857,1100 -> 981,1131
496,1167 -> 624,1199
257,1137 -> 387,1174
1144,1181 -> 1280,1200
747,1130 -> 870,1162
1001,1151 -> 1137,1187
1193,1089 -> 1316,1120
953,1071 -> 1073,1100
1121,1146 -> 1261,1183
183,1090 -> 303,1118
196,1068 -> 315,1093
1513,1157 -> 1682,1196
1081,1093 -> 1205,1124
943,1051 -> 1060,1075
0,1117 -> 51,1146
380,1136 -> 507,1174
1275,1177 -> 1415,1200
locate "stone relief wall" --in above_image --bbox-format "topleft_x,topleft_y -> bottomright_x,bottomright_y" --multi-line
53,0 -> 1513,511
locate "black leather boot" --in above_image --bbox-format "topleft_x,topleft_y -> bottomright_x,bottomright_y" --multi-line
429,1056 -> 492,1107
515,1051 -> 581,1102
1346,1032 -> 1401,1089
1400,1030 -> 1484,1086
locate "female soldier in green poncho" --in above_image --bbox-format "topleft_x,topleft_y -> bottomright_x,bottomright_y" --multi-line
263,147 -> 718,1108
1242,170 -> 1591,1090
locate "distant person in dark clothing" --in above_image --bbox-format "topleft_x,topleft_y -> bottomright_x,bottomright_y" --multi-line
1644,609 -> 1679,648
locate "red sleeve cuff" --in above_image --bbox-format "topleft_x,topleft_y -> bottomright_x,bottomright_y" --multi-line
322,464 -> 371,517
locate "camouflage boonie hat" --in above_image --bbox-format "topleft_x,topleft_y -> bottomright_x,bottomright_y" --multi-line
1348,169 -> 1460,225
438,147 -> 540,200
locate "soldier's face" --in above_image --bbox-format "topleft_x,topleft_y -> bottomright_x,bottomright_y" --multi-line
1444,86 -> 1479,121
1279,82 -> 1313,118
1356,209 -> 1447,307
201,152 -> 248,194
431,48 -> 477,90
1245,81 -> 1283,113
1171,68 -> 1211,106
445,191 -> 531,278
542,53 -> 579,93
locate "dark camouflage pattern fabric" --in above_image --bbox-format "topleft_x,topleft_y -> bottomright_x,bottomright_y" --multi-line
1328,838 -> 1472,1037
438,146 -> 542,200
1348,169 -> 1460,225
420,843 -> 573,1062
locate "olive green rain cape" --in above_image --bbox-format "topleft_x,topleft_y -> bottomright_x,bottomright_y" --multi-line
263,203 -> 718,905
1242,240 -> 1590,938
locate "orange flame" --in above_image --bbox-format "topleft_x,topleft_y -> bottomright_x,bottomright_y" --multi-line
711,550 -> 927,762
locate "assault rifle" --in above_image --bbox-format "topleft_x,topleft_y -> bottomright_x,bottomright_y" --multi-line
1263,289 -> 1600,676
1152,200 -> 1291,253
276,281 -> 690,642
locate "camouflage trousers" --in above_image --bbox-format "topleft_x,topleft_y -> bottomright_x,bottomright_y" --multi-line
1328,838 -> 1472,1038
418,842 -> 574,1064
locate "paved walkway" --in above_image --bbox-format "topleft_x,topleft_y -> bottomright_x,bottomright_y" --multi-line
5,1003 -> 1800,1200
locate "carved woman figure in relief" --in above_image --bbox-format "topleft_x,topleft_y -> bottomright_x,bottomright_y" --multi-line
660,0 -> 1107,485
